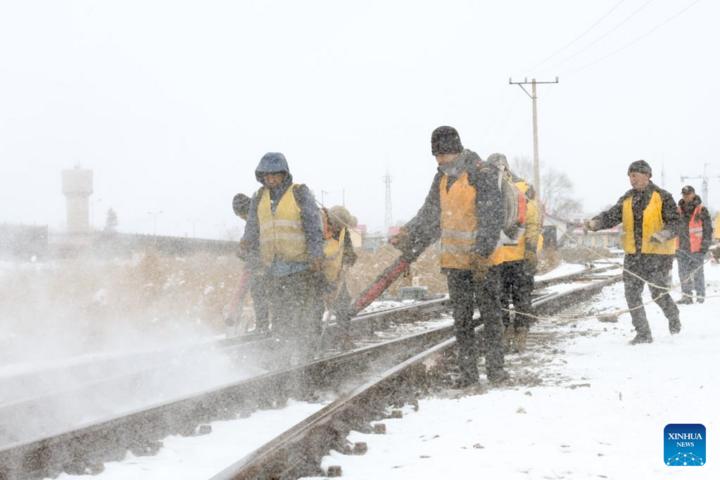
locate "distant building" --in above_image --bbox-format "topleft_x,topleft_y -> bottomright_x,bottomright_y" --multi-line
0,224 -> 49,259
61,166 -> 93,234
362,232 -> 386,252
566,225 -> 622,249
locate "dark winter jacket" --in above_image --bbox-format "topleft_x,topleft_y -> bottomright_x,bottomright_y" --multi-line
240,154 -> 324,276
402,149 -> 504,263
340,230 -> 357,267
592,181 -> 680,254
677,195 -> 713,254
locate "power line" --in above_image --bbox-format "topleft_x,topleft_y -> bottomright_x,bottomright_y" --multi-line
528,0 -> 627,73
568,0 -> 702,75
552,0 -> 658,71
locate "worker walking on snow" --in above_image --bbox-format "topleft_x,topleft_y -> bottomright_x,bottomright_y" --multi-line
676,185 -> 713,304
239,152 -> 326,364
585,160 -> 681,344
390,126 -> 508,387
320,205 -> 358,350
485,153 -> 542,353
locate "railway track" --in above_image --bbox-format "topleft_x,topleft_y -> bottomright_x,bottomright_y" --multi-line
212,272 -> 622,479
0,263 -> 620,480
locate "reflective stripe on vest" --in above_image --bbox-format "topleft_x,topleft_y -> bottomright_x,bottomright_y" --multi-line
323,227 -> 346,283
622,191 -> 676,255
439,173 -> 477,269
257,185 -> 308,265
688,205 -> 703,253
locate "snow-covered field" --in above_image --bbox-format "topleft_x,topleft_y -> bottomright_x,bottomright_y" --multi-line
307,261 -> 720,480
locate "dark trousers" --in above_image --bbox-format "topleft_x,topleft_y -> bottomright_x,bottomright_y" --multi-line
332,281 -> 353,335
250,273 -> 270,331
446,268 -> 504,382
270,270 -> 323,364
623,254 -> 680,336
677,251 -> 706,299
499,260 -> 534,329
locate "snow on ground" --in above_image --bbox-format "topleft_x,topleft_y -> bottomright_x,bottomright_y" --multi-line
54,400 -> 326,480
307,261 -> 720,480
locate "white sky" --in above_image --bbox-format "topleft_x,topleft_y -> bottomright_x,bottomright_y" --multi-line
1,0 -> 717,238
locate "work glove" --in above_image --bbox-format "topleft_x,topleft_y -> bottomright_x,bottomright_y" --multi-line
471,254 -> 492,283
583,219 -> 600,233
650,229 -> 673,244
389,228 -> 410,252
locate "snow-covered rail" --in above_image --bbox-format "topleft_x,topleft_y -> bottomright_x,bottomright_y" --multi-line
210,273 -> 622,480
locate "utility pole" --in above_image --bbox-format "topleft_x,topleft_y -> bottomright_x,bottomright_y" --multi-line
509,77 -> 559,202
681,163 -> 720,206
383,172 -> 393,235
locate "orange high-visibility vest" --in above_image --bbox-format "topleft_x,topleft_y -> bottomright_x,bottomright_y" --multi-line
439,172 -> 477,269
682,205 -> 704,253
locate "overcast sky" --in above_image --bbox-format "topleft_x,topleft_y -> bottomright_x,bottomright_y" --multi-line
1,0 -> 717,238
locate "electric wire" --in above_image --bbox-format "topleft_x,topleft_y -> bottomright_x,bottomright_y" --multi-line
551,0 -> 658,71
567,0 -> 703,75
528,0 -> 627,73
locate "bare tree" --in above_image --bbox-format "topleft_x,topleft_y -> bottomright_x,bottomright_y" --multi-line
511,156 -> 582,218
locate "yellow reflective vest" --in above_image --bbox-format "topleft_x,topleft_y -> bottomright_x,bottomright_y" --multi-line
439,172 -> 478,269
622,191 -> 676,255
526,198 -> 543,253
490,180 -> 532,264
323,227 -> 346,283
257,185 -> 308,266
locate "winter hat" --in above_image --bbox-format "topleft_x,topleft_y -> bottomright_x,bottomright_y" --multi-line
486,153 -> 509,170
681,185 -> 695,195
232,193 -> 251,219
431,126 -> 464,155
255,152 -> 290,182
328,205 -> 357,229
627,160 -> 652,177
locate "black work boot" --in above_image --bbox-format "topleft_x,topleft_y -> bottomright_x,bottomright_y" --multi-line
669,317 -> 682,335
629,333 -> 653,345
676,296 -> 693,305
487,368 -> 510,385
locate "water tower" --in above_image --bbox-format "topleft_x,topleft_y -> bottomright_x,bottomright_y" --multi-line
61,167 -> 93,234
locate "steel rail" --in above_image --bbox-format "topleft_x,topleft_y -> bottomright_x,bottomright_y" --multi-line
210,274 -> 622,479
0,323 -> 456,480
